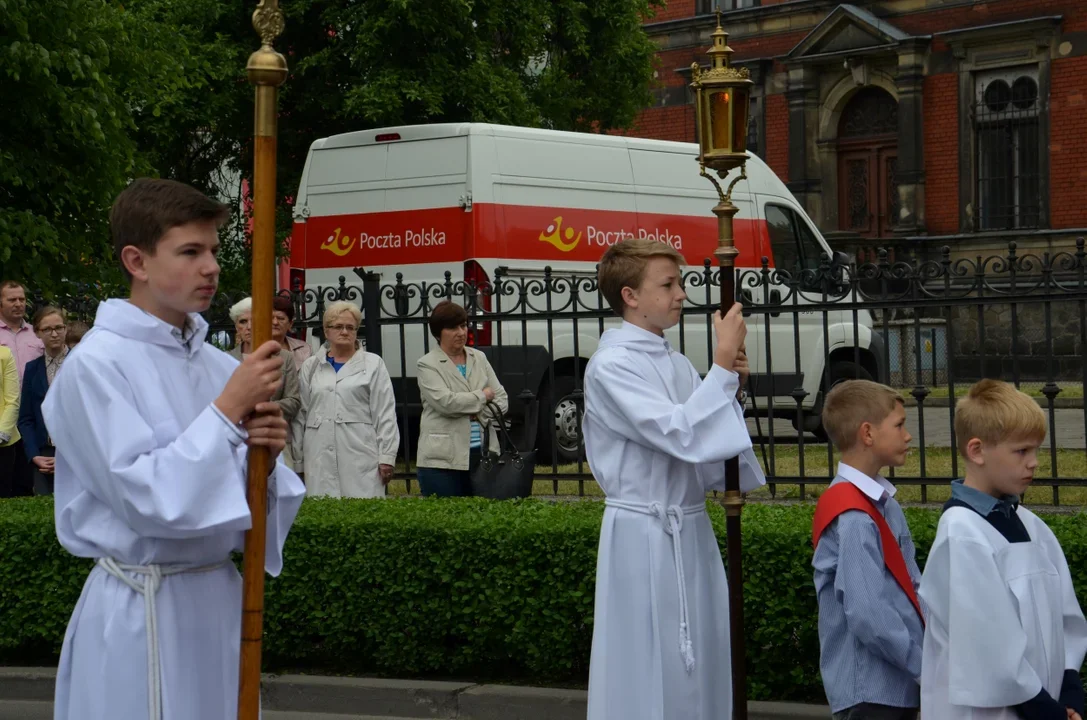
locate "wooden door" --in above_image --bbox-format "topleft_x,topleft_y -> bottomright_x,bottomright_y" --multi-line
879,147 -> 899,237
837,144 -> 898,238
839,149 -> 874,236
836,87 -> 899,239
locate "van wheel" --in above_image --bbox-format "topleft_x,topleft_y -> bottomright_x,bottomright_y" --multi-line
536,375 -> 585,465
802,361 -> 874,441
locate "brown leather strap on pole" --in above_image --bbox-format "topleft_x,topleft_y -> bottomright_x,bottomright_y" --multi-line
239,3 -> 286,719
714,194 -> 748,720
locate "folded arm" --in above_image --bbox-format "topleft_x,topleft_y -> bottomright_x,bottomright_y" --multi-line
43,354 -> 253,540
417,359 -> 486,417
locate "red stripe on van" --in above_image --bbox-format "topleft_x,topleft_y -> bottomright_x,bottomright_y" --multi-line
296,203 -> 773,270
289,220 -> 307,268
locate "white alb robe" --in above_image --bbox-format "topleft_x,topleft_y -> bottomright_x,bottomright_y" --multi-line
583,322 -> 766,720
42,300 -> 306,720
919,506 -> 1087,720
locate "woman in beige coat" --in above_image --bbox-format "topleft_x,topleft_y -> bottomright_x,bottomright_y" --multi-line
294,301 -> 400,498
416,301 -> 508,497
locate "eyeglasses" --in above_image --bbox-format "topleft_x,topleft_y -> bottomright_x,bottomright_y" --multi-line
325,324 -> 358,334
39,326 -> 66,335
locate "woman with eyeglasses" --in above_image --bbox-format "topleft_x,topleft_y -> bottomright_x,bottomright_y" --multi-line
293,301 -> 400,498
17,306 -> 69,494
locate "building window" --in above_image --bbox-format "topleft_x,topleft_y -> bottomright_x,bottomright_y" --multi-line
973,67 -> 1042,231
697,0 -> 759,13
747,95 -> 760,158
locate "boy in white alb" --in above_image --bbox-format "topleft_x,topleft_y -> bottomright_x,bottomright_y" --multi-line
583,238 -> 766,720
919,379 -> 1087,720
43,179 -> 306,720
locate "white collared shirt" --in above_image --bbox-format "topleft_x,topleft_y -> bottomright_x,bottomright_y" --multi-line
836,461 -> 897,504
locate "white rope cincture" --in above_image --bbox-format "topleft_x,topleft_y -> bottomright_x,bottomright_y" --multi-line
605,499 -> 704,674
97,557 -> 228,720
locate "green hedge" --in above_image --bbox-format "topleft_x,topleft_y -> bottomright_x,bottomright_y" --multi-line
2,497 -> 1085,702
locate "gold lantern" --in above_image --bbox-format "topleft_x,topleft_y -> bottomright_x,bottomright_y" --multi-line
688,9 -> 754,271
690,10 -> 754,179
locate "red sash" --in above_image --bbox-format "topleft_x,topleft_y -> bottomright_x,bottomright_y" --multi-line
812,482 -> 925,625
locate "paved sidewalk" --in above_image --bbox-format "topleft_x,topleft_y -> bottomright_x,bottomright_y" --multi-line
0,667 -> 831,719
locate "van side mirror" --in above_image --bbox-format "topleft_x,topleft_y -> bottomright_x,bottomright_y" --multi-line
820,250 -> 852,296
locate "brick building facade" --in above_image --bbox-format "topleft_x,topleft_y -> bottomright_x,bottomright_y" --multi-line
631,0 -> 1087,255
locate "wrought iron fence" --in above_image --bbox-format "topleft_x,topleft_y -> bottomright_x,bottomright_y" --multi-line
32,239 -> 1087,506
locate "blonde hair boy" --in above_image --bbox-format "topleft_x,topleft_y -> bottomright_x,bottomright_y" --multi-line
918,378 -> 1087,720
582,237 -> 763,720
822,379 -> 906,453
812,378 -> 922,720
597,238 -> 687,316
954,378 -> 1046,460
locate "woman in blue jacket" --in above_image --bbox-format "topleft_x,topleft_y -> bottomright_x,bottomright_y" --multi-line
18,306 -> 69,495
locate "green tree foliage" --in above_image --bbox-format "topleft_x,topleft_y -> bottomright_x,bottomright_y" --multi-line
0,0 -> 157,292
1,0 -> 664,296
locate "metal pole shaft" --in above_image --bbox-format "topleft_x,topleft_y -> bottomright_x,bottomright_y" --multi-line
239,4 -> 286,718
714,196 -> 747,720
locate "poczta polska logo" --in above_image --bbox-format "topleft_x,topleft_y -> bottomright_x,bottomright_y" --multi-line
538,216 -> 684,253
321,227 -> 447,257
538,216 -> 582,252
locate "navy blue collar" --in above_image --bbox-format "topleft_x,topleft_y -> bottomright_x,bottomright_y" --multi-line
950,479 -> 1020,518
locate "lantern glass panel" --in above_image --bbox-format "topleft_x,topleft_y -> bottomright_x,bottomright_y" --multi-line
696,90 -> 710,155
710,90 -> 732,153
732,87 -> 750,154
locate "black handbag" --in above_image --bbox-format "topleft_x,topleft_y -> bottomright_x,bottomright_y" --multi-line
470,401 -> 536,500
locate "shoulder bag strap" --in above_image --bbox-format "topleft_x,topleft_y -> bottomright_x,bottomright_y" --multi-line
482,401 -> 521,455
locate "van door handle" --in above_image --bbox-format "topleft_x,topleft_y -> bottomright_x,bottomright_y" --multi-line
770,289 -> 781,318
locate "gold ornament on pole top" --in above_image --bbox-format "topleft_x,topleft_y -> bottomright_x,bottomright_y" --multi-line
248,1 -> 288,88
689,8 -> 752,720
238,1 -> 286,719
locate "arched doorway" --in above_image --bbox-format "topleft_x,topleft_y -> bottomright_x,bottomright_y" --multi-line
837,87 -> 899,238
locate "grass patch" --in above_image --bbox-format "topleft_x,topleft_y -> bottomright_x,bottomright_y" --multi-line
388,445 -> 1087,506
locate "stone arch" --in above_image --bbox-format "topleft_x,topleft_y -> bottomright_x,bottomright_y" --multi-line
818,69 -> 899,143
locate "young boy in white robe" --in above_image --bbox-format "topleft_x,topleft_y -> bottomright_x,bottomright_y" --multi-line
919,379 -> 1087,720
811,380 -> 923,720
42,178 -> 307,720
583,238 -> 766,720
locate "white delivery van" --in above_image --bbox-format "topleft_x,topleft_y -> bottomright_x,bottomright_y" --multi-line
288,123 -> 885,462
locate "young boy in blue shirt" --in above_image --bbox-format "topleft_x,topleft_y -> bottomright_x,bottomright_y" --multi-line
812,380 -> 923,720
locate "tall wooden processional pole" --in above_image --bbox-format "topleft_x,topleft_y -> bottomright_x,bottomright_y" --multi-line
689,10 -> 754,720
238,2 -> 286,718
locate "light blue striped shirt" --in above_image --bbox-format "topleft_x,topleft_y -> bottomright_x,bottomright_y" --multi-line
812,463 -> 924,712
456,363 -> 483,449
